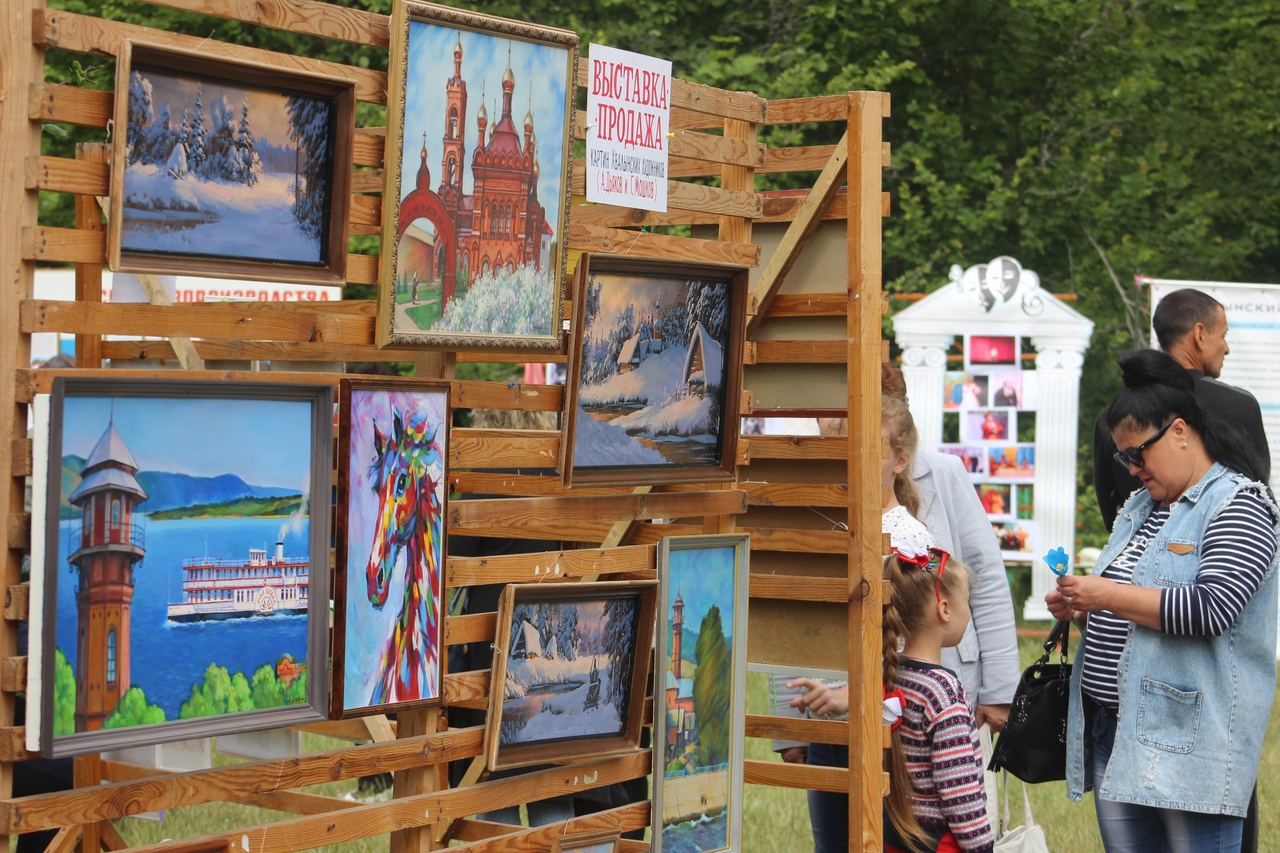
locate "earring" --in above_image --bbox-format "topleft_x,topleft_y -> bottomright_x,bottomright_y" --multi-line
1181,442 -> 1188,449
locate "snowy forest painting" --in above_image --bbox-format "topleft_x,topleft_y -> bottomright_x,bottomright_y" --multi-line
563,257 -> 746,487
110,45 -> 353,283
485,581 -> 657,771
654,534 -> 749,853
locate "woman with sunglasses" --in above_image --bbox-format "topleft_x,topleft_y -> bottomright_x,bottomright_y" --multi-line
1046,349 -> 1279,853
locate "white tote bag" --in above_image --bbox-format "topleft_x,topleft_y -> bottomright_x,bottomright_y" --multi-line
979,724 -> 1001,837
993,771 -> 1049,853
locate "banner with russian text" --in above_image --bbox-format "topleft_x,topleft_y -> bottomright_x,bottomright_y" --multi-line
586,44 -> 671,212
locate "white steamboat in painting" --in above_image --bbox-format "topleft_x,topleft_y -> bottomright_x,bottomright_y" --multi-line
167,540 -> 308,621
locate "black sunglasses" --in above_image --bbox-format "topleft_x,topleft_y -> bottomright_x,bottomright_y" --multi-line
1113,419 -> 1174,469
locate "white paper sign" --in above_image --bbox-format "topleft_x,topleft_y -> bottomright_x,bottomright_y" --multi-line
586,43 -> 671,212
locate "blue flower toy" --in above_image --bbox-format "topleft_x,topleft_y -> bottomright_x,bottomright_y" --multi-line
1043,547 -> 1070,576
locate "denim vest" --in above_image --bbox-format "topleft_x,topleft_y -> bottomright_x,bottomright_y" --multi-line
1065,463 -> 1280,815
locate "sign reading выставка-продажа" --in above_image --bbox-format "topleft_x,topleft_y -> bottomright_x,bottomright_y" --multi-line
586,43 -> 671,212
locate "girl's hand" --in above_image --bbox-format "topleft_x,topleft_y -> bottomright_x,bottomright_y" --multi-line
787,678 -> 849,718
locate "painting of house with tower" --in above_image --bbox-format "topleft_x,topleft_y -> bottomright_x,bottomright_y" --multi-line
44,386 -> 324,753
382,11 -> 575,346
657,536 -> 748,853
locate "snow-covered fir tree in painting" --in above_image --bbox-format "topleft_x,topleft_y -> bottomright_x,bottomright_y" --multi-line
574,270 -> 732,470
499,594 -> 639,747
120,65 -> 334,264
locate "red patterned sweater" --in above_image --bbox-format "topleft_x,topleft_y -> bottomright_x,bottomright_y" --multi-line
891,657 -> 993,853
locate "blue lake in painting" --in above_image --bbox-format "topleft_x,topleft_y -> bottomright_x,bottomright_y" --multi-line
54,516 -> 311,720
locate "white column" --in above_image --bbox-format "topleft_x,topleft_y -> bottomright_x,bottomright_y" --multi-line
898,333 -> 952,453
1026,339 -> 1088,620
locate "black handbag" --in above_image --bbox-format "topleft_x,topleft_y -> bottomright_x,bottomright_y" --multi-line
987,619 -> 1072,783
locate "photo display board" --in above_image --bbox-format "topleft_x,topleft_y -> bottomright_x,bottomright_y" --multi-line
938,335 -> 1038,559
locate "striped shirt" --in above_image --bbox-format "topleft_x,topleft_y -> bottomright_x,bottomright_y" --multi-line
893,658 -> 993,853
1080,490 -> 1277,708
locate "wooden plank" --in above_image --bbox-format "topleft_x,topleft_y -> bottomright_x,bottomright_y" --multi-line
0,657 -> 26,693
763,95 -> 850,125
10,440 -> 32,478
74,142 -> 108,369
441,670 -> 489,710
742,482 -> 848,507
450,430 -> 560,469
4,586 -> 28,621
449,472 -> 634,498
290,718 -> 393,742
98,753 -> 649,853
29,82 -> 112,128
669,128 -> 765,167
747,133 -> 848,336
44,825 -> 80,853
21,226 -> 103,264
744,340 -> 847,364
131,0 -> 389,48
446,544 -> 656,586
21,299 -> 376,344
441,804 -> 647,853
755,293 -> 848,317
569,166 -> 761,219
24,155 -> 107,195
131,272 -> 203,370
577,57 -> 766,122
847,89 -> 890,852
749,575 -> 847,603
353,129 -> 385,169
234,789 -> 361,817
0,727 -> 37,762
35,10 -> 388,105
348,252 -> 379,286
743,758 -> 847,792
744,713 -> 850,746
443,613 -> 495,648
0,728 -> 484,834
99,818 -> 129,852
7,515 -> 29,550
568,223 -> 759,268
350,169 -> 383,193
73,754 -> 102,853
449,384 -> 563,412
99,339 -> 404,364
390,708 -> 440,853
741,435 -> 847,461
761,143 -> 840,174
739,526 -> 848,554
448,491 -> 747,529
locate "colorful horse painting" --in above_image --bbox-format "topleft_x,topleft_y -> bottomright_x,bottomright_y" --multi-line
363,406 -> 444,705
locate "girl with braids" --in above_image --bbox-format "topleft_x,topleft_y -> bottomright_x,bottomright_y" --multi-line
787,396 -> 990,852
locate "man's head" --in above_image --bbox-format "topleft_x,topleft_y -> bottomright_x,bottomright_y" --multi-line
1152,289 -> 1229,378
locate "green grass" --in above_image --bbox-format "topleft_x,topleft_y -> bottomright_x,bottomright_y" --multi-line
148,495 -> 302,520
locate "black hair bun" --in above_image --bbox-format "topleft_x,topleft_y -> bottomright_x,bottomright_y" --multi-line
1118,349 -> 1195,393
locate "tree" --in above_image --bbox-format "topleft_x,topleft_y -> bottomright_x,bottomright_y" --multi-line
201,93 -> 239,182
103,687 -> 165,729
692,605 -> 730,767
600,596 -> 637,705
53,649 -> 75,736
179,663 -> 254,719
126,70 -> 154,165
250,663 -> 284,709
187,84 -> 207,174
235,98 -> 263,186
285,94 -> 333,239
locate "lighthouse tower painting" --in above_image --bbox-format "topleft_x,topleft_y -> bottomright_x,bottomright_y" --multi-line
40,381 -> 330,757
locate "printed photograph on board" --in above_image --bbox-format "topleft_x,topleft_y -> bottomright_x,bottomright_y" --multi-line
967,335 -> 1018,367
937,445 -> 987,476
987,371 -> 1023,408
41,380 -> 331,756
333,380 -> 449,718
987,444 -> 1035,478
964,410 -> 1011,443
993,520 -> 1036,554
976,483 -> 1012,517
942,372 -> 989,410
379,2 -> 578,349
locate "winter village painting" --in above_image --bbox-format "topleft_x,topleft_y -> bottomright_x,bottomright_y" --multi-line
485,581 -> 657,771
379,3 -> 577,349
563,256 -> 746,486
333,380 -> 448,718
39,381 -> 330,756
654,535 -> 749,853
109,44 -> 353,283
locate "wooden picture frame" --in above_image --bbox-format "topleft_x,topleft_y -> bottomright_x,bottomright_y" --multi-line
485,580 -> 657,771
377,0 -> 578,350
561,254 -> 747,487
551,828 -> 623,853
653,534 -> 749,853
40,379 -> 332,757
332,378 -> 449,718
108,41 -> 354,285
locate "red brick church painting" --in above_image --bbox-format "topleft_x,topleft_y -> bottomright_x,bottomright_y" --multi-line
382,7 -> 575,349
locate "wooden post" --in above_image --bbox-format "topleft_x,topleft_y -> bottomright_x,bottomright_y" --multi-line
846,91 -> 888,852
0,1 -> 44,849
73,754 -> 102,853
73,143 -> 108,368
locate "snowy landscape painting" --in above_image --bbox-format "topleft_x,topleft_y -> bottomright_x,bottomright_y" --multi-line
109,43 -> 353,284
379,3 -> 577,350
562,256 -> 746,487
333,380 -> 449,718
485,580 -> 657,771
654,534 -> 749,853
